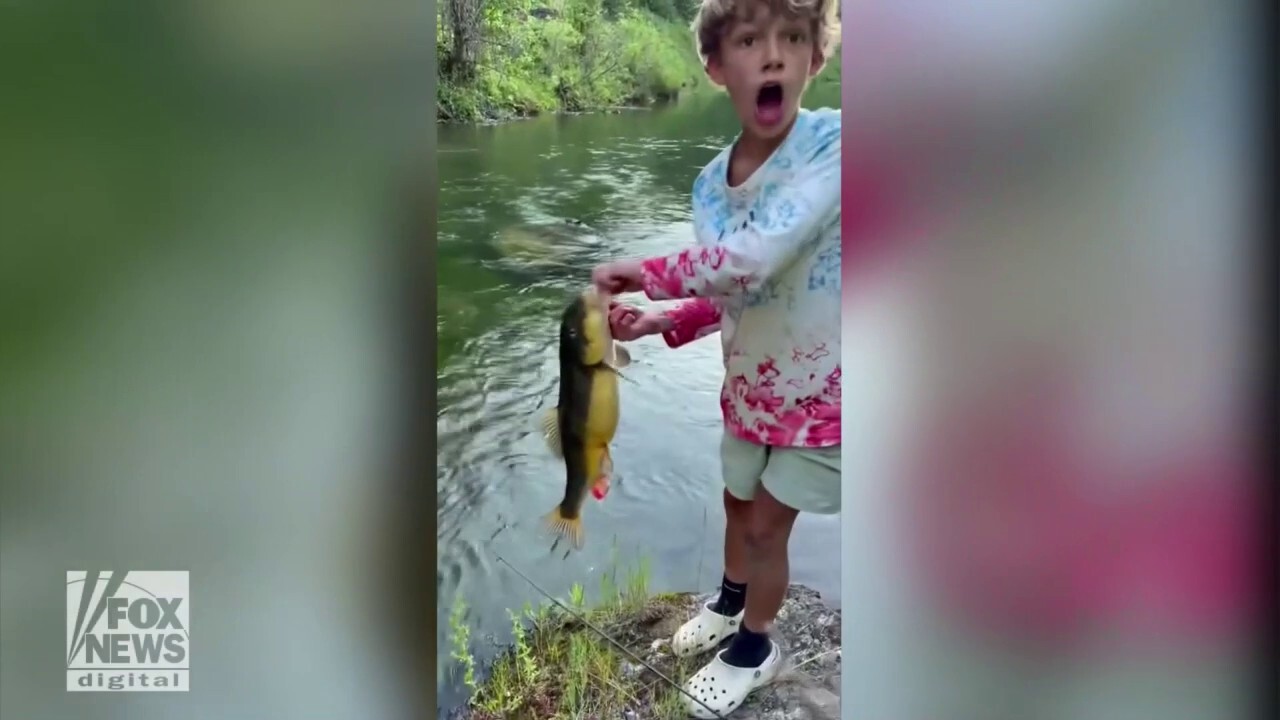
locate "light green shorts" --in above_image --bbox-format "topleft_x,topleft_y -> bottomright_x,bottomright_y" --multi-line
720,433 -> 841,515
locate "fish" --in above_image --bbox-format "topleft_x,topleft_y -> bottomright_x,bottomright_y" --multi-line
494,224 -> 585,270
539,286 -> 631,550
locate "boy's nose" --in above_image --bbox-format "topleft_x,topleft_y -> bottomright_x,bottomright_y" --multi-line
762,37 -> 785,70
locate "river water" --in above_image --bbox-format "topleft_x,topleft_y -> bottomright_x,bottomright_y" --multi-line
435,82 -> 842,713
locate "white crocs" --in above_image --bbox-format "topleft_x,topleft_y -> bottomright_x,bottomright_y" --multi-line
682,640 -> 783,718
671,601 -> 743,657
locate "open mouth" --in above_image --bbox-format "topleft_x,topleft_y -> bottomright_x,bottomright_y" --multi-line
755,82 -> 785,127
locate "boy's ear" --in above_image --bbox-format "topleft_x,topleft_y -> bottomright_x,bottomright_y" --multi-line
808,48 -> 826,78
705,55 -> 728,87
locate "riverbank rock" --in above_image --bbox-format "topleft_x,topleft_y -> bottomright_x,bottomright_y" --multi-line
450,584 -> 841,720
655,585 -> 842,720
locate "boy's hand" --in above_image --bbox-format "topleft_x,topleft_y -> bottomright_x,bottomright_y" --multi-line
592,260 -> 644,295
608,303 -> 665,342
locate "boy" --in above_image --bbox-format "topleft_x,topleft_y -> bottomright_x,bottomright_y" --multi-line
591,0 -> 841,715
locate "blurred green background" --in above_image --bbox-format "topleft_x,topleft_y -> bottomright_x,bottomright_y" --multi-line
1,2 -> 435,718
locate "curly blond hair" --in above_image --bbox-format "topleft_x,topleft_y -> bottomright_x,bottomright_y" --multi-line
691,0 -> 841,65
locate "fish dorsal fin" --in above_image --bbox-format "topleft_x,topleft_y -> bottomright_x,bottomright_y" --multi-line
606,342 -> 631,369
540,407 -> 563,458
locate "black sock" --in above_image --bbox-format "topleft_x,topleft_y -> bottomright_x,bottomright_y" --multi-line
709,575 -> 747,617
722,623 -> 771,668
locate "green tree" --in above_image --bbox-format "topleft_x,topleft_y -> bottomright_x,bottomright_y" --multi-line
438,0 -> 704,121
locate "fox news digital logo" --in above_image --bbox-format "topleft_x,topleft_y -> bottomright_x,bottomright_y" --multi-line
66,571 -> 189,692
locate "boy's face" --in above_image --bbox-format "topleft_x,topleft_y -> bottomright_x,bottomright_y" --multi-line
707,2 -> 823,141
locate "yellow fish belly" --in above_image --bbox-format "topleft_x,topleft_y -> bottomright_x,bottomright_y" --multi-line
584,367 -> 619,446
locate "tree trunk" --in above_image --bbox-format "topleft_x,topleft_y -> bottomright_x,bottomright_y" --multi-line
447,0 -> 483,82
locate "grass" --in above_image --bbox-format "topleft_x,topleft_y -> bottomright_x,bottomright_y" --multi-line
448,557 -> 709,719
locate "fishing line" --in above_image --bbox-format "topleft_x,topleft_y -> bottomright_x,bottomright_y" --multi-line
490,552 -> 727,719
484,531 -> 729,719
485,528 -> 835,710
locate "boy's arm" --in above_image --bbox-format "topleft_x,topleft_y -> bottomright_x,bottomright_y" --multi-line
657,298 -> 722,349
639,120 -> 840,301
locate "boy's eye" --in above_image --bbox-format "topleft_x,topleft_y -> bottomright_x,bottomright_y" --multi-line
788,32 -> 804,43
740,35 -> 755,47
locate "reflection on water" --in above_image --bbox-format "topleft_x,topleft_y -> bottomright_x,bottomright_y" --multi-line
434,84 -> 842,714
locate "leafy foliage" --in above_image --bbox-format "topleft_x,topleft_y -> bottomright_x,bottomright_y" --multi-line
439,0 -> 704,121
448,558 -> 705,719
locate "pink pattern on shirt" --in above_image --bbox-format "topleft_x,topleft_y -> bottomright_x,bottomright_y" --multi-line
639,245 -> 842,449
634,109 -> 843,449
660,298 -> 722,349
718,352 -> 841,447
641,249 -> 732,301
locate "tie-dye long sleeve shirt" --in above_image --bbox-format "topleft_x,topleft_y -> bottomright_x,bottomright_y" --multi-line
641,108 -> 841,449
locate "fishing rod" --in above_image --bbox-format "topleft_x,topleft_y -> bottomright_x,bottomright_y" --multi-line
485,533 -> 729,719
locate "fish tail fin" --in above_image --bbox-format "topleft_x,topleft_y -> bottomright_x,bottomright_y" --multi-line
543,506 -> 585,550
